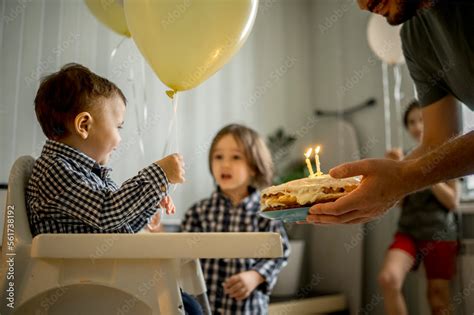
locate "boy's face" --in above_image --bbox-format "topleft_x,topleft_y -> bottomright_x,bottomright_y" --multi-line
87,95 -> 125,165
211,134 -> 255,195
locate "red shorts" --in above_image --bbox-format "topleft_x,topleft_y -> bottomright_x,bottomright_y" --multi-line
388,232 -> 459,280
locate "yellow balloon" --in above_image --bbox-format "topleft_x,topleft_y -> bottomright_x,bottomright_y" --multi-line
124,0 -> 258,92
85,0 -> 131,37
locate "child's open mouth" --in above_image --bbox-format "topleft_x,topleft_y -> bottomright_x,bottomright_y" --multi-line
221,174 -> 232,180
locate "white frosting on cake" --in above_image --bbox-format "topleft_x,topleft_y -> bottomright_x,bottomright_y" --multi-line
261,174 -> 360,209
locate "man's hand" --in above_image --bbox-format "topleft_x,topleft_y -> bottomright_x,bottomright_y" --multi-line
223,271 -> 265,301
306,158 -> 415,224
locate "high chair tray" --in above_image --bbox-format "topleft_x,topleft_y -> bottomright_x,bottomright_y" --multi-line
259,207 -> 309,223
31,232 -> 284,259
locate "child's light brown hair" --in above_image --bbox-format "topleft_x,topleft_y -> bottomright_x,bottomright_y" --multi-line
208,124 -> 274,189
34,63 -> 126,140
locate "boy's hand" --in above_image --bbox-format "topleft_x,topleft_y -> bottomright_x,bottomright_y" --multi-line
223,271 -> 265,301
159,196 -> 176,215
385,148 -> 403,161
146,210 -> 162,232
156,154 -> 185,184
146,197 -> 175,233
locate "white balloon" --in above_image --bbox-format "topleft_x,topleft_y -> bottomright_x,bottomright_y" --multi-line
367,14 -> 405,65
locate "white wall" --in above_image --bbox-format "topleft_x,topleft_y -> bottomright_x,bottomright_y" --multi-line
0,0 -> 419,314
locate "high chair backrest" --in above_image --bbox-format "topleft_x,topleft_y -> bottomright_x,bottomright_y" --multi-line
1,156 -> 35,250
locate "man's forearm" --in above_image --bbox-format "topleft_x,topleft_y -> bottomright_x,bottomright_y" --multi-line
405,130 -> 474,191
405,96 -> 463,161
404,134 -> 457,161
404,143 -> 429,160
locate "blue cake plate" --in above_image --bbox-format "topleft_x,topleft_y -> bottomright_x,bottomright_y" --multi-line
258,207 -> 310,223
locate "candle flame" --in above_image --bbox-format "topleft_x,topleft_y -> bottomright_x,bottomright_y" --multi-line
304,148 -> 312,158
315,146 -> 321,154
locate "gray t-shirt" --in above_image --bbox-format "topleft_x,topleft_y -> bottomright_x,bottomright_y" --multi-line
401,1 -> 474,109
398,188 -> 457,241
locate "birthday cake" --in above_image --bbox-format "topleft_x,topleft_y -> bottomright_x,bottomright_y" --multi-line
260,175 -> 360,211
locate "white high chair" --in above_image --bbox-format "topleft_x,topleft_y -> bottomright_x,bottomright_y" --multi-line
0,156 -> 284,315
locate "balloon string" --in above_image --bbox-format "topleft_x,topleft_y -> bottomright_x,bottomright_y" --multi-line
141,58 -> 148,124
162,92 -> 180,193
162,92 -> 180,156
110,37 -> 127,62
171,94 -> 179,193
382,62 -> 392,151
173,94 -> 180,152
128,67 -> 145,159
393,64 -> 403,149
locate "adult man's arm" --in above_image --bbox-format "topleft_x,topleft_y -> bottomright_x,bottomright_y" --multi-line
406,95 -> 462,159
306,96 -> 472,224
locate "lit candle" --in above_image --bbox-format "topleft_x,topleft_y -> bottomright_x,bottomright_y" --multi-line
315,146 -> 323,176
304,148 -> 314,177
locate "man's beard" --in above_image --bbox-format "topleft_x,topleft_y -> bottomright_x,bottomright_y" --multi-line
387,0 -> 422,25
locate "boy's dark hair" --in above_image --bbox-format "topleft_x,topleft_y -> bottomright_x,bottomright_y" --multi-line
403,100 -> 421,129
208,124 -> 274,189
34,63 -> 126,139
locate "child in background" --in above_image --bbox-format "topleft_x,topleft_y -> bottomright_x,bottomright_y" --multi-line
181,124 -> 290,314
378,101 -> 459,315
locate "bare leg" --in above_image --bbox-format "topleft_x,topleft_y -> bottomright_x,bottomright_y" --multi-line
378,249 -> 415,315
427,279 -> 452,315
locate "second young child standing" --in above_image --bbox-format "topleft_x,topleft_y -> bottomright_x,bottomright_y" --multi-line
378,101 -> 459,315
181,124 -> 290,314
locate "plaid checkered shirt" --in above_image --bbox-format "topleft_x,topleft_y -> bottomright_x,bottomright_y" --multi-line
181,188 -> 291,314
27,140 -> 169,235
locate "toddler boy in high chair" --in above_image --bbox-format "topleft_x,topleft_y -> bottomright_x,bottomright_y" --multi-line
26,63 -> 205,314
26,63 -> 184,235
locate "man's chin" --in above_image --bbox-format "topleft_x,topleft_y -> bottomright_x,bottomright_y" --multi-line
386,0 -> 422,25
386,14 -> 413,25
